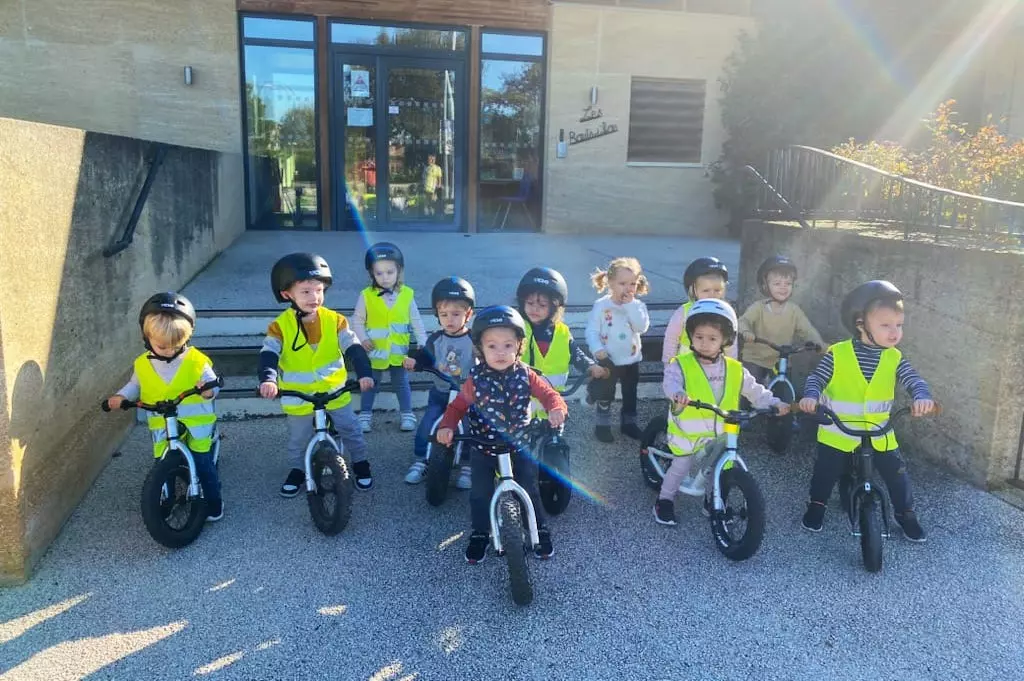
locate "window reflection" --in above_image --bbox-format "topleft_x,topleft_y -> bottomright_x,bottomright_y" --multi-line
331,23 -> 465,51
242,17 -> 314,42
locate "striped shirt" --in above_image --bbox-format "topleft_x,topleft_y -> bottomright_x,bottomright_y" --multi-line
804,339 -> 931,401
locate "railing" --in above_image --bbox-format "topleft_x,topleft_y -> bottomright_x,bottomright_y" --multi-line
104,143 -> 169,257
751,145 -> 1024,243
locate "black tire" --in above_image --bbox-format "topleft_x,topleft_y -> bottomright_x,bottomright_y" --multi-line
307,444 -> 353,536
639,416 -> 669,490
538,440 -> 572,516
859,495 -> 883,573
424,441 -> 455,507
710,468 -> 766,561
140,452 -> 207,549
498,495 -> 533,606
765,382 -> 795,454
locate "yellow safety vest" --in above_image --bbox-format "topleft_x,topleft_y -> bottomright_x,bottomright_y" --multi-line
817,340 -> 900,453
277,307 -> 351,416
135,347 -> 217,458
677,301 -> 694,351
667,351 -> 741,457
523,322 -> 572,418
363,285 -> 414,370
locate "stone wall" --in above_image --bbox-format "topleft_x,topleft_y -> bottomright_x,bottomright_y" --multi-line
739,220 -> 1024,489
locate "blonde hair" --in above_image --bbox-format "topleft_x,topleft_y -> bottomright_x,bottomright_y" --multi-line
143,313 -> 193,349
368,262 -> 404,290
590,257 -> 650,296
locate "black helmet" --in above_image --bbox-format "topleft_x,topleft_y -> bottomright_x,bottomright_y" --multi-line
516,267 -> 569,307
271,253 -> 333,303
683,257 -> 729,294
756,256 -> 798,296
840,280 -> 903,335
365,242 -> 404,271
470,305 -> 527,345
138,292 -> 196,330
431,276 -> 476,309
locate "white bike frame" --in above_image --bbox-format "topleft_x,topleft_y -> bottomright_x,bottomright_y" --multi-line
645,428 -> 750,511
158,414 -> 220,499
489,451 -> 541,554
302,408 -> 342,493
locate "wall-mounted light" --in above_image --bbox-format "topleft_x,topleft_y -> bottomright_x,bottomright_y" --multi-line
183,66 -> 194,86
590,86 -> 599,106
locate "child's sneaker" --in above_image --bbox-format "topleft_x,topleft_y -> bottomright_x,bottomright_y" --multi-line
595,425 -> 613,443
280,468 -> 305,498
456,465 -> 472,490
400,412 -> 417,432
895,510 -> 927,543
465,531 -> 490,564
206,499 -> 224,522
654,499 -> 677,526
534,527 -> 554,559
351,460 -> 373,491
404,460 -> 427,484
802,501 -> 826,532
620,423 -> 642,440
358,412 -> 372,433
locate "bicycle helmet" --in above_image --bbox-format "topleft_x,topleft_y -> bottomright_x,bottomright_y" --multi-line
683,257 -> 729,296
840,280 -> 903,336
364,242 -> 404,271
138,292 -> 196,330
270,253 -> 333,303
470,305 -> 527,345
756,255 -> 798,296
516,267 -> 569,307
685,298 -> 738,347
431,276 -> 476,309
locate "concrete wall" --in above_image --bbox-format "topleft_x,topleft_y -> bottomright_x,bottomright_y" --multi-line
739,220 -> 1024,489
0,0 -> 241,154
0,117 -> 245,584
543,3 -> 754,235
982,27 -> 1024,140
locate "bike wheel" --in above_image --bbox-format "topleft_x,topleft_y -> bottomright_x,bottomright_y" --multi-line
498,495 -> 533,606
307,444 -> 353,536
710,468 -> 765,561
424,441 -> 455,507
140,453 -> 207,549
765,382 -> 795,454
538,441 -> 572,516
859,495 -> 883,573
639,416 -> 669,490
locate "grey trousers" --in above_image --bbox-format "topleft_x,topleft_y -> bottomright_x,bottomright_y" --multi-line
286,403 -> 368,469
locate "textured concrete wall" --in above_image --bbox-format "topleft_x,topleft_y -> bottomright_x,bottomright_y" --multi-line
543,3 -> 753,235
0,118 -> 244,584
739,221 -> 1024,489
0,0 -> 240,153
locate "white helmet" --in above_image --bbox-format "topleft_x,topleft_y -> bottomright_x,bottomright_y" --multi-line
685,298 -> 738,346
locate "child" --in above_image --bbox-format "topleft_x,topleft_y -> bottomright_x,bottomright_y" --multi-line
422,155 -> 443,217
259,253 -> 376,496
585,257 -> 651,442
516,267 -> 609,413
662,256 -> 737,364
406,276 -> 477,486
353,242 -> 428,433
108,293 -> 223,521
798,280 -> 935,542
738,256 -> 825,385
657,299 -> 789,525
435,306 -> 567,564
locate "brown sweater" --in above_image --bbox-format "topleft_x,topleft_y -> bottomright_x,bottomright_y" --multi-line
738,300 -> 824,369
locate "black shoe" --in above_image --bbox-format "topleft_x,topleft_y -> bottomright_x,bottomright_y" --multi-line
895,511 -> 927,543
465,531 -> 490,564
595,425 -> 613,443
280,468 -> 304,498
620,423 -> 642,440
206,499 -> 224,522
654,499 -> 677,526
534,527 -> 554,559
802,502 -> 826,532
351,460 -> 373,491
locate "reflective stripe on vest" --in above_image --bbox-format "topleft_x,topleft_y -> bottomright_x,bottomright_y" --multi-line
277,307 -> 350,416
363,286 -> 414,370
817,339 -> 900,453
677,301 -> 694,351
135,347 -> 217,458
523,322 -> 572,418
666,351 -> 741,457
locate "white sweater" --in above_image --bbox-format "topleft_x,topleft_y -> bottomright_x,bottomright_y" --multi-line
585,296 -> 650,366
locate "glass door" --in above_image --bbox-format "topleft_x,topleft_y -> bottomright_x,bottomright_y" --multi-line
336,57 -> 378,230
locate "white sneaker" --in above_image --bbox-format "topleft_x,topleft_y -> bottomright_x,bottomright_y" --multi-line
400,412 -> 417,432
405,460 -> 427,484
456,465 -> 472,490
358,412 -> 372,433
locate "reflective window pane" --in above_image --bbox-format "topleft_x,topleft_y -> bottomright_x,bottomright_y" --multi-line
341,63 -> 378,227
481,33 -> 544,57
242,17 -> 315,42
243,45 -> 319,229
331,23 -> 465,51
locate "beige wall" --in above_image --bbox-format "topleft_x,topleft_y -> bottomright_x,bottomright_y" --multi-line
0,118 -> 245,584
0,0 -> 241,154
543,3 -> 754,235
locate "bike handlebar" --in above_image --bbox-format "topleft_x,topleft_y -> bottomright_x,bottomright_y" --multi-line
687,399 -> 780,423
275,380 -> 361,407
418,366 -> 590,397
101,377 -> 223,414
805,404 -> 939,437
751,337 -> 822,356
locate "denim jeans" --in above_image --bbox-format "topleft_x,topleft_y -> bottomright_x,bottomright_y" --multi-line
359,365 -> 413,414
413,388 -> 449,461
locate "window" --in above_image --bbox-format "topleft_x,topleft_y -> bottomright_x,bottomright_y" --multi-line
331,23 -> 466,51
240,16 -> 320,230
627,77 -> 706,164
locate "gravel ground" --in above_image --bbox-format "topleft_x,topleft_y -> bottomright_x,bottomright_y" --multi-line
2,403 -> 1023,681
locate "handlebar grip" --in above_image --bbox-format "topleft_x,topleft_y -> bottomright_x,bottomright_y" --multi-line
121,401 -> 136,411
100,400 -> 111,412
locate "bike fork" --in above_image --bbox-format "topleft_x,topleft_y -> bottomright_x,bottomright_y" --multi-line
489,453 -> 541,554
849,486 -> 891,539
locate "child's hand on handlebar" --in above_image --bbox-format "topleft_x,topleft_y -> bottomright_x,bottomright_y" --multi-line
672,392 -> 689,409
361,339 -> 374,352
799,397 -> 818,413
436,427 -> 454,446
742,331 -> 755,343
588,364 -> 610,379
259,381 -> 279,399
358,377 -> 375,392
402,357 -> 417,371
547,408 -> 566,428
197,381 -> 216,399
594,350 -> 609,361
107,395 -> 125,410
773,401 -> 791,416
912,399 -> 936,417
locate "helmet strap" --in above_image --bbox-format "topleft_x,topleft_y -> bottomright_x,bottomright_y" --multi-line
689,344 -> 722,363
291,308 -> 311,352
146,341 -> 188,363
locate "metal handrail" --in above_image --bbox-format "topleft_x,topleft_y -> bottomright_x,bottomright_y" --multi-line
104,143 -> 170,257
